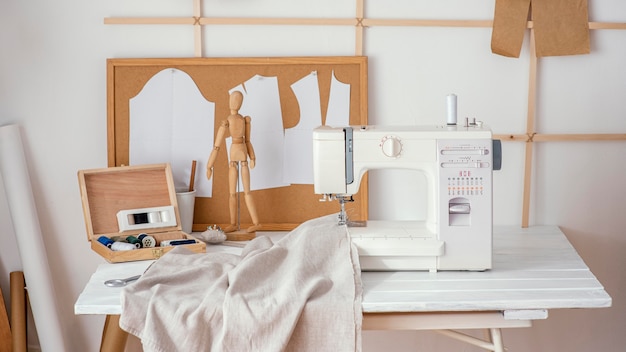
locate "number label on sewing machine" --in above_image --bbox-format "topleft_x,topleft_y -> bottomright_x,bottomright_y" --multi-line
437,138 -> 493,271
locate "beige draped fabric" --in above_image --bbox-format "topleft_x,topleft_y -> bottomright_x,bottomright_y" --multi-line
120,214 -> 363,352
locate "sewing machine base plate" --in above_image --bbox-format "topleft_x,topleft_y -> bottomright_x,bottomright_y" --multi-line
347,220 -> 367,227
348,220 -> 490,272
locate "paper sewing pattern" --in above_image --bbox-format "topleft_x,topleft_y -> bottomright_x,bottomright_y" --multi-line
129,68 -> 215,197
491,0 -> 590,58
283,72 -> 323,185
324,71 -> 351,128
284,71 -> 351,184
230,75 -> 290,191
128,70 -> 351,194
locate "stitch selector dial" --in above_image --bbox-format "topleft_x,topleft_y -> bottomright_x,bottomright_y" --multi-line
381,135 -> 402,158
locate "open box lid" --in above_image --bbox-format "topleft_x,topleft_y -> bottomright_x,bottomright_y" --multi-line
78,163 -> 182,241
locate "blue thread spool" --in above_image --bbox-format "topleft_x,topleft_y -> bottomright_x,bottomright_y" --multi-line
138,233 -> 156,248
97,236 -> 114,248
159,239 -> 196,247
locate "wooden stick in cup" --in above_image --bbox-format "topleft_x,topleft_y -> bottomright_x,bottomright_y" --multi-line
189,160 -> 197,192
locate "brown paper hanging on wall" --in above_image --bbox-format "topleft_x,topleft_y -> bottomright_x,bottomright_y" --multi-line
533,0 -> 590,57
491,0 -> 590,58
491,0 -> 531,58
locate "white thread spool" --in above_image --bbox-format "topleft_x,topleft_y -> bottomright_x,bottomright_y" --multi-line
147,211 -> 162,224
446,94 -> 457,125
138,234 -> 156,248
160,209 -> 171,223
111,242 -> 137,251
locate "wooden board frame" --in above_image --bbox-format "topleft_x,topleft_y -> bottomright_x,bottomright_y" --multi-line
107,56 -> 368,231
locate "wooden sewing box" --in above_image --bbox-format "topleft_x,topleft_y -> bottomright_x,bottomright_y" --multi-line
78,163 -> 206,263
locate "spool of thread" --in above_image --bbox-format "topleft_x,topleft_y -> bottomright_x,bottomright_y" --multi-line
111,236 -> 128,243
132,213 -> 149,225
97,236 -> 114,248
126,236 -> 142,248
159,210 -> 171,223
138,233 -> 156,248
111,242 -> 137,251
160,239 -> 196,247
446,94 -> 457,125
147,211 -> 162,224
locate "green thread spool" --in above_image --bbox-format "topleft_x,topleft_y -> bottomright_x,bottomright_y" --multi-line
111,236 -> 128,243
126,236 -> 142,248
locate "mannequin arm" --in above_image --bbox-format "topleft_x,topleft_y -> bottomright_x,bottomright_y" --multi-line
244,116 -> 256,169
206,120 -> 228,180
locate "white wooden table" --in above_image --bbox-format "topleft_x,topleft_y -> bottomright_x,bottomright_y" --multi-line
75,226 -> 611,352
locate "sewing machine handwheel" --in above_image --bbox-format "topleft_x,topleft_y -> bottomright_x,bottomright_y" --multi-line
381,136 -> 402,158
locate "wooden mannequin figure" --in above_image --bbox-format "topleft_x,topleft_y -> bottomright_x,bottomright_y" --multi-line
206,91 -> 261,234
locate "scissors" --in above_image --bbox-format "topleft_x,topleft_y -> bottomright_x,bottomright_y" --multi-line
104,274 -> 141,287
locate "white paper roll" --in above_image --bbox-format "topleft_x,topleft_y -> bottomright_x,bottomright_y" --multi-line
446,94 -> 457,125
0,124 -> 68,351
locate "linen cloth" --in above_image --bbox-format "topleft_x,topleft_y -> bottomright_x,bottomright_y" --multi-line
119,214 -> 362,352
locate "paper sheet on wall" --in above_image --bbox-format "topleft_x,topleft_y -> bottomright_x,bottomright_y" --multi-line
324,70 -> 351,128
284,71 -> 351,185
491,0 -> 590,58
533,0 -> 590,57
283,72 -> 322,185
129,70 -> 352,194
130,69 -> 215,197
230,76 -> 289,191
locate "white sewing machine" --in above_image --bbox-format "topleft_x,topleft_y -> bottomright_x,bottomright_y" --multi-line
313,122 -> 501,272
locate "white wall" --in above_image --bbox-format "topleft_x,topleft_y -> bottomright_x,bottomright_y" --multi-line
0,1 -> 624,351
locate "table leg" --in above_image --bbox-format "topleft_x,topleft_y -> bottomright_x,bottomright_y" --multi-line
100,315 -> 128,352
436,329 -> 500,351
489,328 -> 504,352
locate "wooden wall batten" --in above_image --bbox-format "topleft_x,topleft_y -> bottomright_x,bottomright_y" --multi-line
105,1 -> 626,227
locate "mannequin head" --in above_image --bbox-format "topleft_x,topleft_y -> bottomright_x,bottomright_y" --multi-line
229,91 -> 243,111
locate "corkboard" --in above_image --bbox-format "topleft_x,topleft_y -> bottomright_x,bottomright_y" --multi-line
107,57 -> 368,231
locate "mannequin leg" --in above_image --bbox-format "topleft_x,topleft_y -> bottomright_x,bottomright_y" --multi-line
241,162 -> 261,232
223,161 -> 239,233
